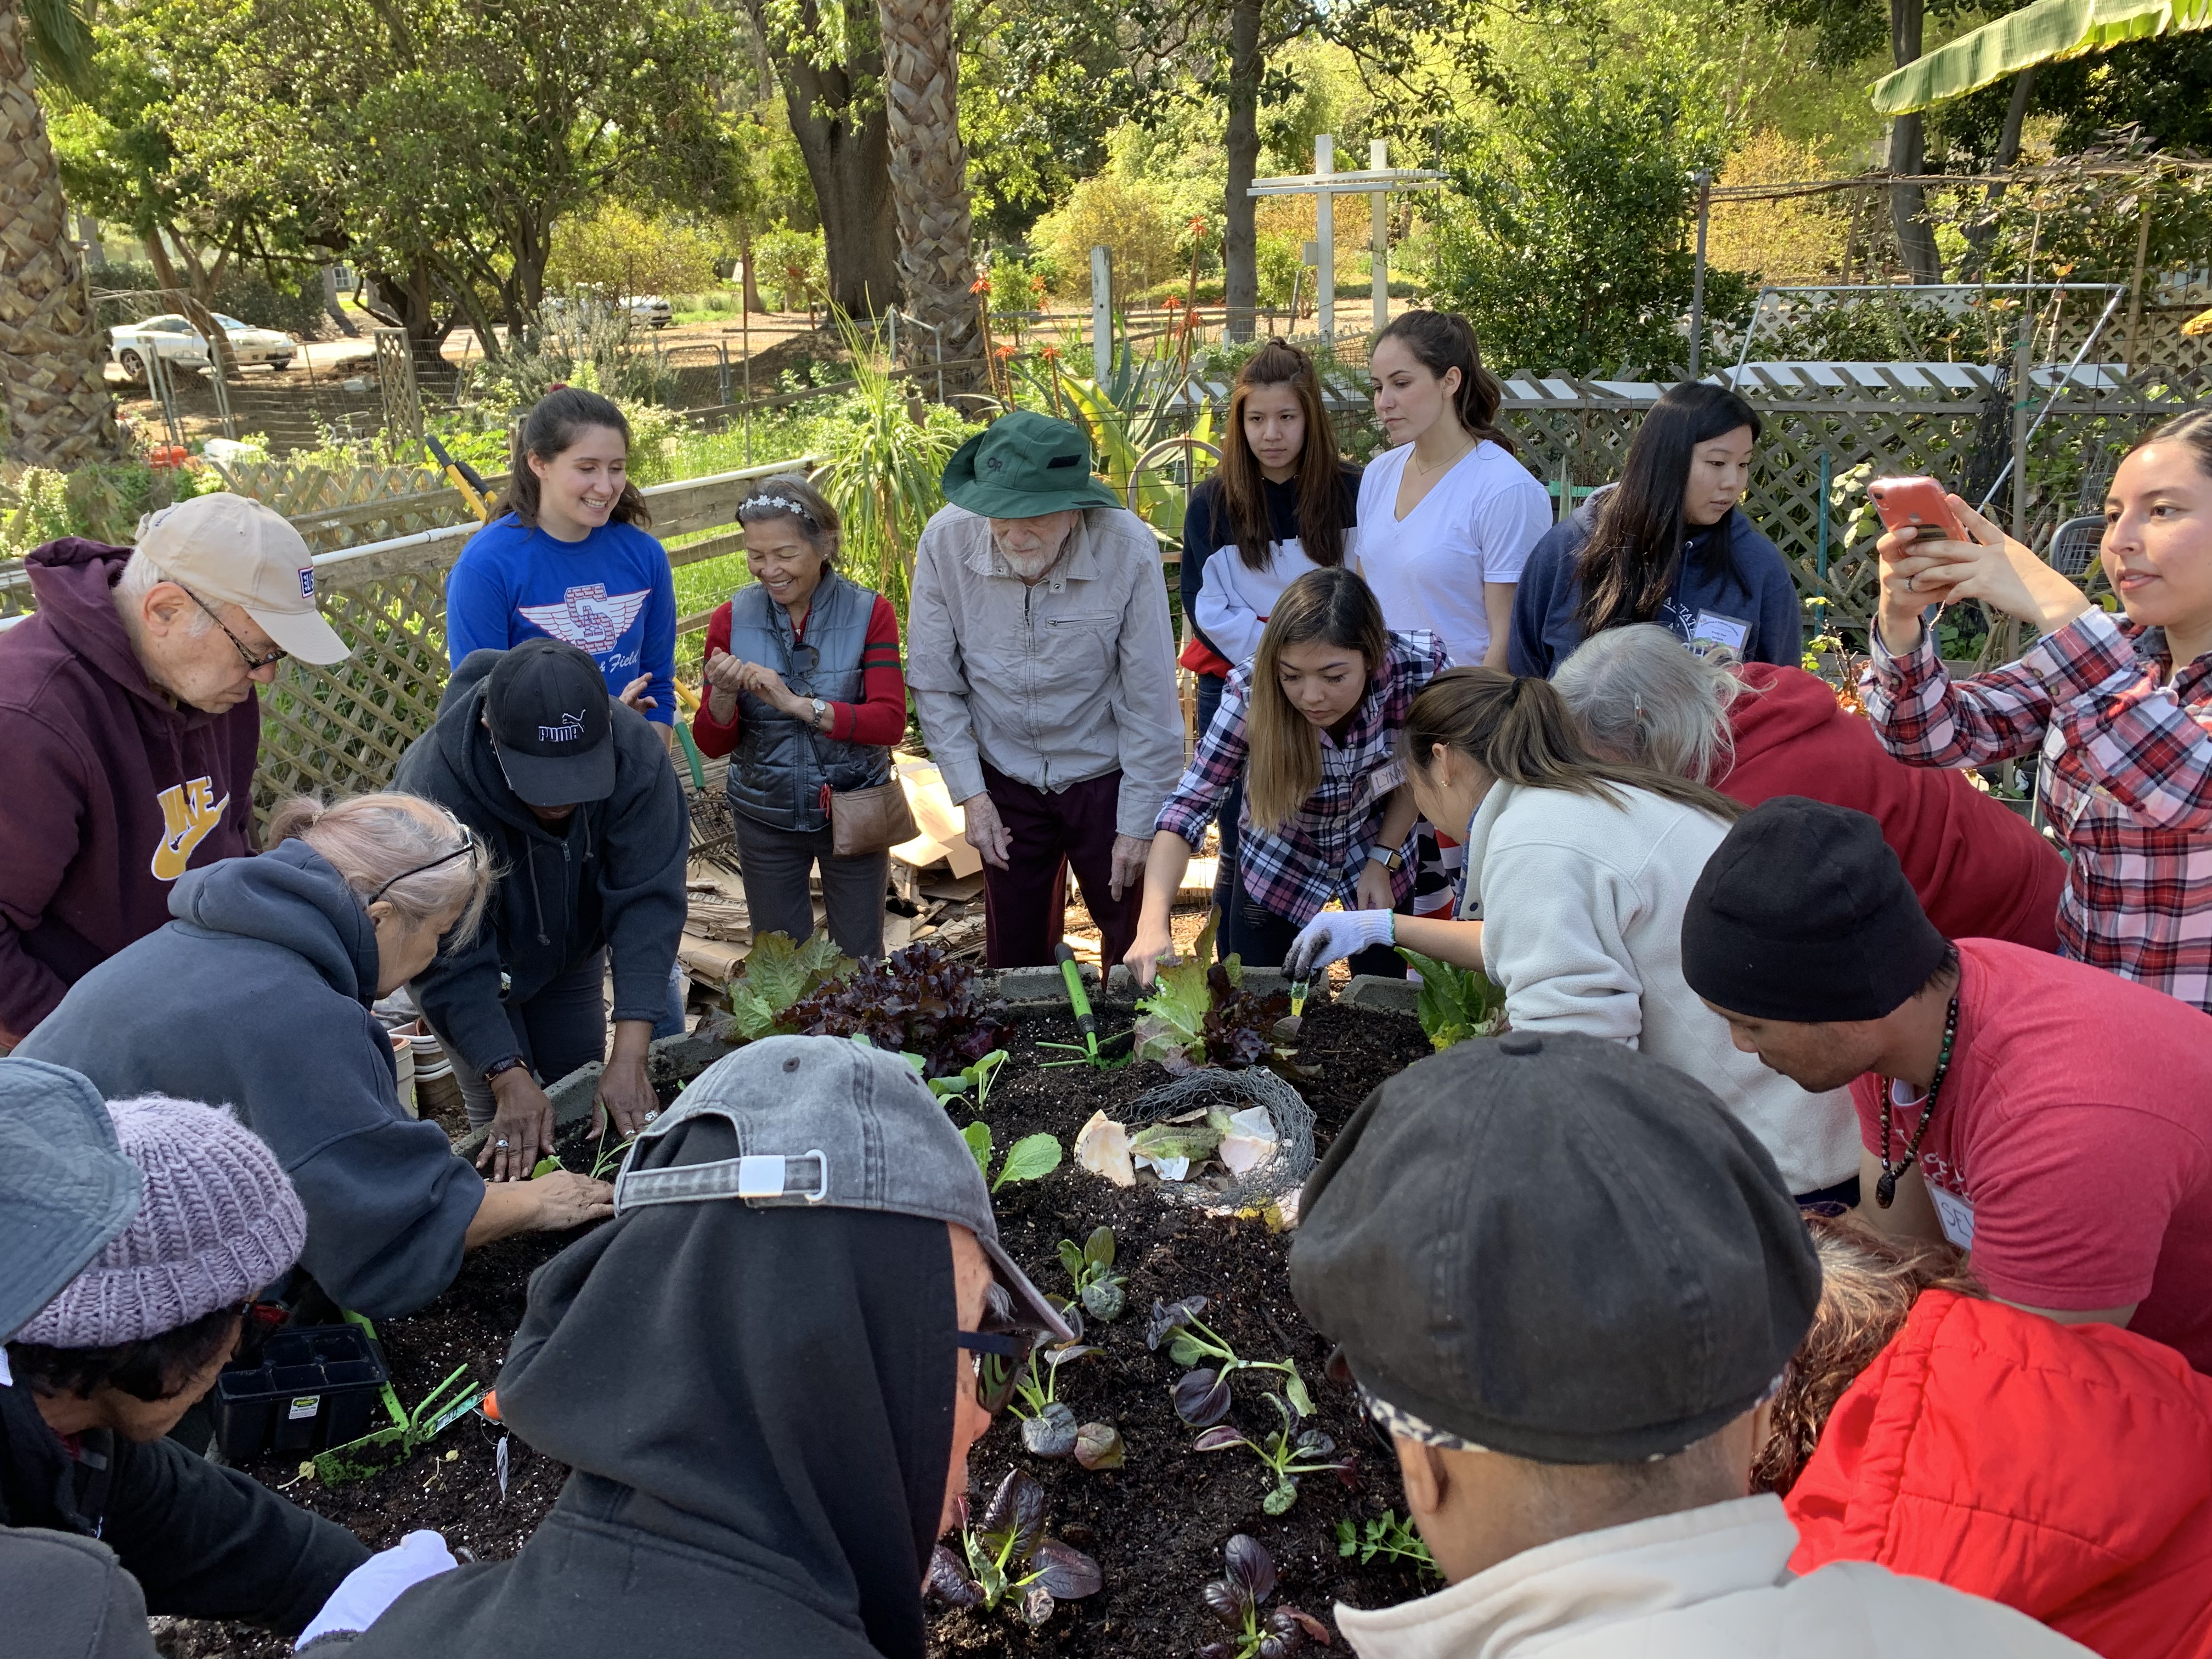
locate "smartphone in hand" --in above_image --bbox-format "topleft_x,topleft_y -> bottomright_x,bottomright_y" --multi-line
1870,476 -> 1965,543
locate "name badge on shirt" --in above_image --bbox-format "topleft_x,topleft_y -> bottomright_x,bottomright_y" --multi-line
1689,610 -> 1752,652
1929,1184 -> 1977,1250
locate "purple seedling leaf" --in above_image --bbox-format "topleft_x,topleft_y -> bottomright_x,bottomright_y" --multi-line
1285,1607 -> 1334,1644
1203,1577 -> 1251,1627
1190,1424 -> 1247,1452
1145,1294 -> 1206,1351
1073,1421 -> 1125,1470
1020,1402 -> 1079,1459
977,1467 -> 1048,1565
1173,1368 -> 1234,1426
1225,1533 -> 1277,1604
926,1544 -> 984,1609
1031,1537 -> 1103,1600
1019,1584 -> 1056,1627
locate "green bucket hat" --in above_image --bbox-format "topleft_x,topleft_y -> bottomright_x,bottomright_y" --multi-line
941,410 -> 1124,518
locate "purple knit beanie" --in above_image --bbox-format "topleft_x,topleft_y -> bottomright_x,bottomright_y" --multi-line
13,1095 -> 307,1348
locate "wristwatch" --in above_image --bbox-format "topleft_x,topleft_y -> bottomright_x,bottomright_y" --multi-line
1368,848 -> 1406,873
482,1055 -> 530,1086
810,697 -> 830,730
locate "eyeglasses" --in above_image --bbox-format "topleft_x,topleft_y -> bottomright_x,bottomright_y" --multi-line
178,584 -> 287,670
960,1327 -> 1040,1414
365,822 -> 481,906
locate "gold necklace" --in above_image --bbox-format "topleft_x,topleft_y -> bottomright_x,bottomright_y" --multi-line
1411,433 -> 1474,477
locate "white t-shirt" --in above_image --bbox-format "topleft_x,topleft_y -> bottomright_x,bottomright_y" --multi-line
1353,440 -> 1550,666
1194,532 -> 1354,669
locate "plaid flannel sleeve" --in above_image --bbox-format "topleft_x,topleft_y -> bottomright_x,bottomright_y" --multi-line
1155,672 -> 1250,844
2047,609 -> 2212,832
1860,614 -> 2055,768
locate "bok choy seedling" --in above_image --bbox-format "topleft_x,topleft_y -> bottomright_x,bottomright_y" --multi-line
1147,1295 -> 1313,1425
1191,1391 -> 1348,1514
961,1122 -> 1064,1193
1056,1225 -> 1126,1322
1196,1534 -> 1331,1658
1009,1301 -> 1101,1458
926,1468 -> 1103,1627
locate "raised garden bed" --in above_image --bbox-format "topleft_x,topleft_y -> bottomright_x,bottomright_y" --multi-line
165,975 -> 1438,1659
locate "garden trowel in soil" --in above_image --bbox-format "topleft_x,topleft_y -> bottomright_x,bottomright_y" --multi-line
312,1313 -> 485,1484
1037,942 -> 1131,1069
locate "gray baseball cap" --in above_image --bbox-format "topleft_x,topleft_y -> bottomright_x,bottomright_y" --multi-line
613,1035 -> 1073,1341
0,1059 -> 144,1342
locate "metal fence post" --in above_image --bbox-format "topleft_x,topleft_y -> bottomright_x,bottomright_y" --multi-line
144,349 -> 183,448
1091,247 -> 1113,381
1689,171 -> 1712,377
207,355 -> 236,441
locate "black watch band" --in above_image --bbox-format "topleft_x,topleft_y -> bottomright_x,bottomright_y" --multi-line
482,1055 -> 530,1085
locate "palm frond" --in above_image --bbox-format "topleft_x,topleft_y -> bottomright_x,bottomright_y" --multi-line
22,0 -> 98,97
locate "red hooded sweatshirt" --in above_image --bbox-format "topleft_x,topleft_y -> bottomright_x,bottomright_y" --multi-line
1720,663 -> 2067,950
0,538 -> 260,1045
1787,1290 -> 2212,1659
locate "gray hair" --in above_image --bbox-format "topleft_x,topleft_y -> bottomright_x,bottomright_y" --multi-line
115,549 -> 216,636
735,473 -> 842,568
1551,625 -> 1746,785
264,792 -> 492,944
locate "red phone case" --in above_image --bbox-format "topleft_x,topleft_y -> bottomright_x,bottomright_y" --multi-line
1870,476 -> 1963,541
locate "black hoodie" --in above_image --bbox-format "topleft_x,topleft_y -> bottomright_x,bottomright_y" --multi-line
392,649 -> 688,1077
319,1110 -> 957,1658
0,538 -> 261,1044
18,840 -> 485,1318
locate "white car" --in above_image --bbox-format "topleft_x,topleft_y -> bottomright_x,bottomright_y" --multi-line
628,295 -> 673,330
110,313 -> 297,380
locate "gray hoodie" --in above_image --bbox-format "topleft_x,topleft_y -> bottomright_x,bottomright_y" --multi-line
18,840 -> 483,1318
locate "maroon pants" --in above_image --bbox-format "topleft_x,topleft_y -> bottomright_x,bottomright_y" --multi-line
980,763 -> 1140,969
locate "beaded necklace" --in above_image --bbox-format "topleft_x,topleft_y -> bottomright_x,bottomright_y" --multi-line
1875,994 -> 1960,1209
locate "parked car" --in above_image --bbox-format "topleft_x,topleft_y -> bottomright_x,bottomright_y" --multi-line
541,292 -> 673,330
110,313 -> 297,381
629,295 -> 673,330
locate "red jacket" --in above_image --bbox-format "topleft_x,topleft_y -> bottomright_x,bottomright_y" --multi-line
1787,1290 -> 2212,1659
1721,664 -> 2066,950
0,539 -> 259,1045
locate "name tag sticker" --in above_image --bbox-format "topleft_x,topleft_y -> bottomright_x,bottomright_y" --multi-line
1929,1186 -> 1977,1250
1690,610 -> 1752,651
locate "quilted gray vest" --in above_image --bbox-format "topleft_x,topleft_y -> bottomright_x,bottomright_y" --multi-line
724,571 -> 890,833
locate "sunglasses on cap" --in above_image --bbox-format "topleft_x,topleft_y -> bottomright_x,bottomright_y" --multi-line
365,821 -> 481,906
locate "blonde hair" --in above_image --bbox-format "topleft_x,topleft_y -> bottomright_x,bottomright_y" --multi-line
1749,1217 -> 1982,1496
265,793 -> 491,944
1245,568 -> 1389,835
1553,624 -> 1746,783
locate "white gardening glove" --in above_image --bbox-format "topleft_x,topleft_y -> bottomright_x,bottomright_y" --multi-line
295,1531 -> 459,1648
1284,907 -> 1396,982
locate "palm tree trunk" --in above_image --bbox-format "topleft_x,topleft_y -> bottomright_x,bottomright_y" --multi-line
1221,0 -> 1263,343
0,1 -> 123,467
878,0 -> 980,392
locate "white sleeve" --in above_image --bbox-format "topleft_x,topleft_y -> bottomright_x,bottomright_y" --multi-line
1481,842 -> 1645,1044
1474,466 -> 1553,584
1194,556 -> 1269,669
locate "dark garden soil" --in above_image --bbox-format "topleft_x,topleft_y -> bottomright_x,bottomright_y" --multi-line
161,1000 -> 1436,1659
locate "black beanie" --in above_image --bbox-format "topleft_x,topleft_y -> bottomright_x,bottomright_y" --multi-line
1681,796 -> 1949,1022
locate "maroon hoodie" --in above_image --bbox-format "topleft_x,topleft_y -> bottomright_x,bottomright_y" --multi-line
1720,663 -> 2066,951
0,538 -> 260,1044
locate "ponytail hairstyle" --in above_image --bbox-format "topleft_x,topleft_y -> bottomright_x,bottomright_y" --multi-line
1573,381 -> 1759,637
1370,309 -> 1518,458
1245,567 -> 1390,835
265,792 -> 492,945
2133,405 -> 2212,473
1402,665 -> 1743,822
1551,623 -> 1748,784
1220,340 -> 1349,572
501,387 -> 653,530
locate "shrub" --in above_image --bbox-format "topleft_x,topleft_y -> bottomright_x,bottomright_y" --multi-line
548,205 -> 720,298
1034,173 -> 1183,300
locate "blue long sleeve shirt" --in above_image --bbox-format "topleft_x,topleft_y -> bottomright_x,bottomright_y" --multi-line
1508,492 -> 1804,678
445,514 -> 678,724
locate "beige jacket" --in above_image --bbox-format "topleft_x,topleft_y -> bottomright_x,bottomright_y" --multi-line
905,504 -> 1183,839
1335,1496 -> 2091,1659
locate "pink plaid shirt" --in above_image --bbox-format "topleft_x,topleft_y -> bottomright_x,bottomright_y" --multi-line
1861,607 -> 2212,1013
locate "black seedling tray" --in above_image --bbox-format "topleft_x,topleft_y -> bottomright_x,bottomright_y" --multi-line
212,1324 -> 389,1460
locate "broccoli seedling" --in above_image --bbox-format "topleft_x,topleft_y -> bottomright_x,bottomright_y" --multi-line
925,1468 -> 1103,1627
1009,1302 -> 1100,1458
1056,1225 -> 1127,1322
1191,1391 -> 1348,1514
928,1048 -> 1008,1110
1147,1295 -> 1314,1426
1196,1534 -> 1332,1658
1335,1511 -> 1438,1580
961,1122 -> 1064,1193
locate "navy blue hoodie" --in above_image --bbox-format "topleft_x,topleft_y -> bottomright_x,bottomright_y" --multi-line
1508,488 -> 1804,677
392,650 -> 687,1079
18,840 -> 483,1318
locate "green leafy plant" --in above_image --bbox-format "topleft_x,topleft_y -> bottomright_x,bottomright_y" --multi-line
1008,1303 -> 1102,1458
1198,1534 -> 1331,1658
962,1123 -> 1064,1193
1396,948 -> 1506,1051
1191,1391 -> 1347,1515
1336,1511 -> 1439,1581
1056,1226 -> 1126,1322
719,932 -> 854,1042
929,1048 -> 1008,1110
1133,911 -> 1290,1074
926,1468 -> 1103,1626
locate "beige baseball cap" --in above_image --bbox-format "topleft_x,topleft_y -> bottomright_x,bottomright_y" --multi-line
134,493 -> 351,665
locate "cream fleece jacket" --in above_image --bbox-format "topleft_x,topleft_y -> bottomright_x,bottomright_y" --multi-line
1460,780 -> 1858,1194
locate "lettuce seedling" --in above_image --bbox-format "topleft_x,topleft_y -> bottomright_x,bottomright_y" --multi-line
961,1122 -> 1064,1193
788,940 -> 1011,1079
1395,947 -> 1506,1050
1147,1296 -> 1314,1426
1132,911 -> 1291,1074
1009,1301 -> 1101,1458
1057,1225 -> 1126,1322
1335,1511 -> 1438,1580
1197,1534 -> 1333,1658
717,931 -> 854,1042
1191,1391 -> 1347,1514
926,1468 -> 1103,1627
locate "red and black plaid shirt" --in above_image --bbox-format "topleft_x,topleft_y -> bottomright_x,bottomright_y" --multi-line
1862,607 -> 2212,1013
